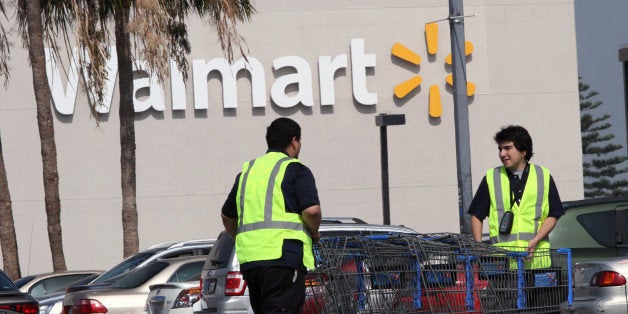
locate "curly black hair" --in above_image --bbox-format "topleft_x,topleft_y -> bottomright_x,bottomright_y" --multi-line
494,125 -> 534,161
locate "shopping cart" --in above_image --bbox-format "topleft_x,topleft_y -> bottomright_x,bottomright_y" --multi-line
306,233 -> 573,314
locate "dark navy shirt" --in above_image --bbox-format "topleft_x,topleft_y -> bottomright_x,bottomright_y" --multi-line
467,164 -> 564,221
222,150 -> 320,271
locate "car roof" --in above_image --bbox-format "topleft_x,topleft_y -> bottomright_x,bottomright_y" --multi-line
563,195 -> 628,210
19,270 -> 103,280
320,217 -> 368,224
146,238 -> 216,251
319,223 -> 417,233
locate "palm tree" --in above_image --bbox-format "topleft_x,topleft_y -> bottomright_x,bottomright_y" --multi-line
0,132 -> 21,280
17,0 -> 67,271
0,0 -> 9,84
0,1 -> 22,280
67,0 -> 254,257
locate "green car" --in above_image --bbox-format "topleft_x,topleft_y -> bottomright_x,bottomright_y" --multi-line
550,195 -> 628,264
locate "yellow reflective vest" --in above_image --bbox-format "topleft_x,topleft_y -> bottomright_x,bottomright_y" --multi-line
234,152 -> 315,269
486,164 -> 551,269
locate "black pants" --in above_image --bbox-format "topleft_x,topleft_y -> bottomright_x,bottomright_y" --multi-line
242,266 -> 305,314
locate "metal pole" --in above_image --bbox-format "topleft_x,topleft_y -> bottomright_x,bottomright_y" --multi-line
620,45 -> 628,149
375,113 -> 404,225
380,125 -> 391,225
449,0 -> 473,234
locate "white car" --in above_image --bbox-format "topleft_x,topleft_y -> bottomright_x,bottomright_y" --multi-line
63,256 -> 206,314
560,257 -> 628,313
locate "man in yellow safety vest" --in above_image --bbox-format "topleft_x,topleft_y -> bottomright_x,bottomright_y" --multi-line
468,125 -> 564,267
467,125 -> 565,309
221,117 -> 322,313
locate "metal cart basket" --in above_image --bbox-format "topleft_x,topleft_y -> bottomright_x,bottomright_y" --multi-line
305,233 -> 572,313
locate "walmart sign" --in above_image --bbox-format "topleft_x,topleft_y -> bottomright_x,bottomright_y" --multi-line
46,39 -> 378,115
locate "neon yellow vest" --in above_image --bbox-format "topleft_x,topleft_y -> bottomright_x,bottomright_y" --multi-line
486,164 -> 551,269
234,152 -> 315,269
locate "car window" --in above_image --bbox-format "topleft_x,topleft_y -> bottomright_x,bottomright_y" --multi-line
167,261 -> 204,283
577,210 -> 617,247
110,261 -> 168,289
160,247 -> 210,259
92,252 -> 154,284
0,272 -> 18,291
205,232 -> 234,270
28,274 -> 94,298
29,281 -> 46,298
13,275 -> 35,289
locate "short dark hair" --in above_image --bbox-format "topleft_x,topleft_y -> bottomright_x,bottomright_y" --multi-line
494,125 -> 534,161
266,117 -> 301,150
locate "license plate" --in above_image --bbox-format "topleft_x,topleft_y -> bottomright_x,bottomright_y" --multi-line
207,278 -> 217,294
149,295 -> 166,313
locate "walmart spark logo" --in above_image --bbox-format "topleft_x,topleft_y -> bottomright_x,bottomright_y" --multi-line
391,23 -> 476,118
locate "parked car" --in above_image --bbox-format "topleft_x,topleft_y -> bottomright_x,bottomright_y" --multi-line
14,270 -> 103,299
0,269 -> 39,313
58,238 -> 213,313
550,195 -> 628,264
37,274 -> 101,314
194,220 -> 419,314
560,257 -> 628,313
89,239 -> 215,286
62,255 -> 206,314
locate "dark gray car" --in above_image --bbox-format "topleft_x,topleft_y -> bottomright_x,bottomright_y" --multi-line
0,269 -> 39,313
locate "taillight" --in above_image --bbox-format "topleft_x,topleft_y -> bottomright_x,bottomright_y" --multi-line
305,274 -> 327,287
199,277 -> 203,298
173,286 -> 201,308
225,271 -> 247,296
590,271 -> 627,287
67,299 -> 108,314
0,303 -> 39,314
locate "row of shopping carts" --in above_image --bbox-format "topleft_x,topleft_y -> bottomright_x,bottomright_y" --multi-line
305,233 -> 573,313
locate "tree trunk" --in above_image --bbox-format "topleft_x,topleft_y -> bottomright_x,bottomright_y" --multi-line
114,4 -> 139,258
25,0 -> 66,271
0,132 -> 21,280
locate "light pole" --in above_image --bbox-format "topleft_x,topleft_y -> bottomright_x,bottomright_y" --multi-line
449,0 -> 473,234
375,113 -> 406,225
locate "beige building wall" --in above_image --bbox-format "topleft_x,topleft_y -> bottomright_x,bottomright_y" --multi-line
0,0 -> 582,273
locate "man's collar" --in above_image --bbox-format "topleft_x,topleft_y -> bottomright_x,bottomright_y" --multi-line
505,163 -> 529,177
267,148 -> 290,157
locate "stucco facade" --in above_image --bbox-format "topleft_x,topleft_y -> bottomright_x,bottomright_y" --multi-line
0,0 -> 583,273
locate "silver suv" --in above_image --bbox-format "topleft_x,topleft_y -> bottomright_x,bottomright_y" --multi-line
194,220 -> 417,314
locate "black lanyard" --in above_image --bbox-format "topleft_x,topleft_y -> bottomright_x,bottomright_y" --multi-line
509,164 -> 529,208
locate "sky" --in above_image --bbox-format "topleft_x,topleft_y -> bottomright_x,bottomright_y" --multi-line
574,0 -> 628,166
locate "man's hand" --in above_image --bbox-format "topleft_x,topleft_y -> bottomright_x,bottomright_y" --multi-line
221,213 -> 238,239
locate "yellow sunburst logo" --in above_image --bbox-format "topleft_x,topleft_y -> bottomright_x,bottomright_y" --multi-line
391,23 -> 476,118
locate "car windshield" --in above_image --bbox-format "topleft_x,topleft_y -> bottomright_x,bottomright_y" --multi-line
0,272 -> 18,291
110,261 -> 168,289
92,252 -> 153,284
13,275 -> 35,289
